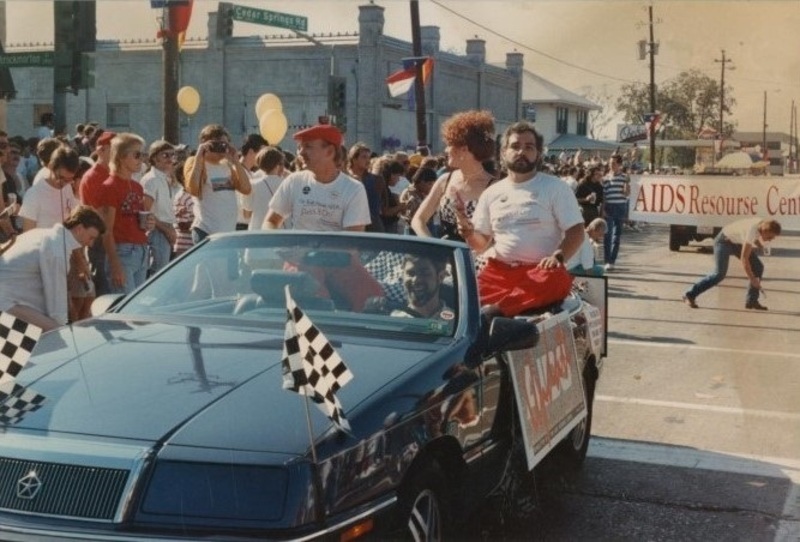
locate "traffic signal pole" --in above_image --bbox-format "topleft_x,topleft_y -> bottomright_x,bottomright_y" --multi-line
409,1 -> 427,152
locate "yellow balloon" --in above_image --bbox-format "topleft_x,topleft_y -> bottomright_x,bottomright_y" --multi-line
259,109 -> 288,145
177,86 -> 200,115
255,93 -> 283,119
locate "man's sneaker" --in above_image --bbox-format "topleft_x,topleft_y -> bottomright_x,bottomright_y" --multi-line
604,263 -> 614,272
683,295 -> 698,308
745,301 -> 768,311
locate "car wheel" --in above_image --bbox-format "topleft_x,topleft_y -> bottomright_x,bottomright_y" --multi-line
555,373 -> 595,469
669,231 -> 682,252
399,462 -> 448,542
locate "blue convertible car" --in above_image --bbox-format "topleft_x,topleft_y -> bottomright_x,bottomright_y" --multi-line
0,232 -> 605,541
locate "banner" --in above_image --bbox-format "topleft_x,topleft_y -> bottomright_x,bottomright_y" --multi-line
630,175 -> 800,230
507,311 -> 587,470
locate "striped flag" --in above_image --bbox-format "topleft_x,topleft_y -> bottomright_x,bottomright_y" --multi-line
386,56 -> 434,98
281,286 -> 353,432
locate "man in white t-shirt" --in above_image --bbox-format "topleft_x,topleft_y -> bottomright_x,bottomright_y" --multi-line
183,124 -> 252,243
264,124 -> 380,311
458,121 -> 585,316
18,147 -> 80,231
265,124 -> 370,232
141,140 -> 178,274
684,218 -> 781,310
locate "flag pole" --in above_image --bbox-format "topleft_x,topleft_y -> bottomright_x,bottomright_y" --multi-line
302,393 -> 319,465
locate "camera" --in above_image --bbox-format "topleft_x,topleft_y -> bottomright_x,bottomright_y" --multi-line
208,141 -> 228,153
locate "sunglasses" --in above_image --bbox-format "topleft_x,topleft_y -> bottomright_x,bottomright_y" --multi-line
129,151 -> 144,159
160,151 -> 176,159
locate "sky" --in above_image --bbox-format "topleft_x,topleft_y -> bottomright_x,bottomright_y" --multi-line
4,0 -> 800,139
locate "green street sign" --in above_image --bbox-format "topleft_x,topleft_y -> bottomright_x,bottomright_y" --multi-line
230,4 -> 308,32
0,51 -> 54,68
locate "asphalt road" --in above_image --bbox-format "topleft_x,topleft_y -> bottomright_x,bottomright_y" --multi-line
471,222 -> 800,541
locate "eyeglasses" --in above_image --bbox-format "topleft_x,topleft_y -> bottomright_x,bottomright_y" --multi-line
128,151 -> 143,160
160,152 -> 176,159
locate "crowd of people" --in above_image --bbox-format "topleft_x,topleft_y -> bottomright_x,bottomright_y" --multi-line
0,109 -> 652,330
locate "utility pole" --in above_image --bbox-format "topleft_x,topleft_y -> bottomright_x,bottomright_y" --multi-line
409,1 -> 428,152
161,3 -> 180,144
714,49 -> 734,138
762,90 -> 767,156
647,5 -> 656,173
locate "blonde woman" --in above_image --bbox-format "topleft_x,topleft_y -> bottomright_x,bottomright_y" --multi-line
96,133 -> 155,294
411,110 -> 496,241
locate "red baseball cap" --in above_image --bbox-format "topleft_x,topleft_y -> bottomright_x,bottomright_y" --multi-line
293,124 -> 343,147
96,131 -> 116,147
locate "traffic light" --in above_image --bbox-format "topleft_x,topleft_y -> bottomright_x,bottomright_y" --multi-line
328,75 -> 347,131
54,1 -> 96,93
217,2 -> 234,39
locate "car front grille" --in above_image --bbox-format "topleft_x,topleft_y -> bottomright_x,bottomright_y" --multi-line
0,456 -> 129,521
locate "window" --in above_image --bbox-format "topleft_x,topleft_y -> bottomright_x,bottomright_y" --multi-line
33,104 -> 53,129
556,107 -> 568,134
523,103 -> 536,122
577,110 -> 588,136
107,103 -> 130,128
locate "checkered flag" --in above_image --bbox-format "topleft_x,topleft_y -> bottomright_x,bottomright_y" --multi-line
281,286 -> 353,432
0,381 -> 46,425
0,312 -> 42,384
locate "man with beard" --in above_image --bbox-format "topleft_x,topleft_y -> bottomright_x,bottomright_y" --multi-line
391,254 -> 452,319
456,121 -> 584,317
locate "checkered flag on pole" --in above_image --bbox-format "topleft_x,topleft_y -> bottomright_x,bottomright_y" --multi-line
0,312 -> 42,384
281,286 -> 353,432
0,381 -> 46,425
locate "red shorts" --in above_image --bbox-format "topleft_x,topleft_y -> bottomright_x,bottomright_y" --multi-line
477,258 -> 573,317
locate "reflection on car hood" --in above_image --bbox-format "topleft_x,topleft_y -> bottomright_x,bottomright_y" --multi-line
10,318 -> 436,454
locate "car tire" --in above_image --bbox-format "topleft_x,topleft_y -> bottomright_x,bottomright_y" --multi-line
555,372 -> 595,469
669,231 -> 682,252
398,461 -> 448,542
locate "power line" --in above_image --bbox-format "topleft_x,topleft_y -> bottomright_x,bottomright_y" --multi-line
428,0 -> 636,84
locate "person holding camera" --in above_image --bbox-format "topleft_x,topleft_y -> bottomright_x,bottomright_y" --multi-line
183,124 -> 252,243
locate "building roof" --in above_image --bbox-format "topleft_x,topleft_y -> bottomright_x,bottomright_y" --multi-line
546,134 -> 620,152
521,69 -> 600,111
732,131 -> 794,144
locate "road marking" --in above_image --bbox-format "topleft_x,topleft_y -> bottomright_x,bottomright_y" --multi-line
596,395 -> 800,422
609,339 -> 800,361
588,438 -> 800,542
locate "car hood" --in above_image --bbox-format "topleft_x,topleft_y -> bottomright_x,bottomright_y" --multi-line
9,318 -> 439,455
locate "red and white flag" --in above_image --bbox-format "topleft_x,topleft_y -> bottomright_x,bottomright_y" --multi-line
386,57 -> 434,98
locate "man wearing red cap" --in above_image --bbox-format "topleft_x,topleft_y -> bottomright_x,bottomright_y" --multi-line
264,124 -> 380,311
263,124 -> 370,232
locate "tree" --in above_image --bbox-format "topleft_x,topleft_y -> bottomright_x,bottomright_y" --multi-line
615,69 -> 737,167
578,85 -> 617,140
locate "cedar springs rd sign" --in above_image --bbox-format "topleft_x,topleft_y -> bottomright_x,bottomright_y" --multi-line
0,52 -> 54,68
230,4 -> 308,32
630,175 -> 800,230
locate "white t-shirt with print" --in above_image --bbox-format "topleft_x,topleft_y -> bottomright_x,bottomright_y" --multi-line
472,172 -> 584,264
269,170 -> 370,231
140,167 -> 177,223
244,172 -> 284,230
18,179 -> 78,228
192,160 -> 238,235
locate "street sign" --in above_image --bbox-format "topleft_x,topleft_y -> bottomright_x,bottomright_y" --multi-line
230,4 -> 308,32
0,51 -> 54,68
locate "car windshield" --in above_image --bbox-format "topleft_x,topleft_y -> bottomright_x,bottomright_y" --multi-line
118,233 -> 462,338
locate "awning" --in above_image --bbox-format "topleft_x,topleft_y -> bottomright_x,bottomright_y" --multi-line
546,134 -> 620,153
